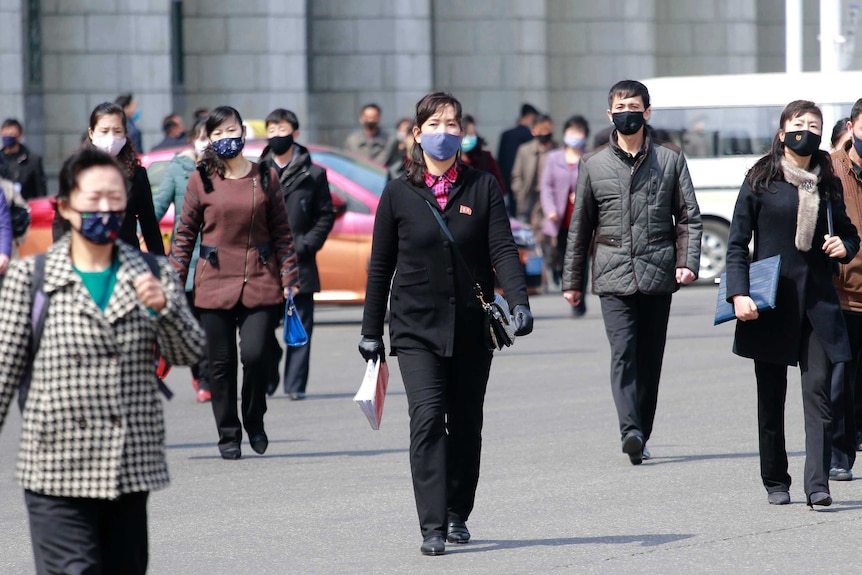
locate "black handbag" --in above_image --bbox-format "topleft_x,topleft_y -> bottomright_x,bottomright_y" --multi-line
425,201 -> 514,350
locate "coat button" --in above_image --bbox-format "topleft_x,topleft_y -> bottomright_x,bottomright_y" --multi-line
111,354 -> 120,365
78,417 -> 88,430
111,415 -> 122,427
443,241 -> 450,248
447,267 -> 453,275
449,297 -> 456,304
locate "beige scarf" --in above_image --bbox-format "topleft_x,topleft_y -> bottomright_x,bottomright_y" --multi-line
782,158 -> 821,252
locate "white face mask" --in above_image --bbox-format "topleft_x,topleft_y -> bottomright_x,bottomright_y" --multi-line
92,135 -> 126,157
194,139 -> 209,157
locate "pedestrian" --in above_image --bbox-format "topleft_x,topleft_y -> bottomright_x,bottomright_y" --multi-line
828,100 -> 862,481
151,114 -> 187,151
152,117 -> 212,403
1,118 -> 48,199
115,93 -> 143,152
511,113 -> 557,288
344,103 -> 399,167
831,117 -> 851,153
359,92 -> 533,557
0,186 -> 10,274
52,103 -> 164,255
725,99 -> 860,507
562,80 -> 703,465
0,147 -> 204,575
459,114 -> 506,194
259,108 -> 335,400
169,106 -> 298,460
497,103 -> 538,214
394,117 -> 413,161
541,115 -> 590,306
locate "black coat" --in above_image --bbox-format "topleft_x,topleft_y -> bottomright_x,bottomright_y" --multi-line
259,144 -> 335,294
726,179 -> 860,366
2,144 -> 48,199
361,166 -> 529,357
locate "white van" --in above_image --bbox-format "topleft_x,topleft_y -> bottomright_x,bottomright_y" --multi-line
642,71 -> 862,280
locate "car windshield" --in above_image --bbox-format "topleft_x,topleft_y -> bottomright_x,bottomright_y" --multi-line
310,150 -> 388,196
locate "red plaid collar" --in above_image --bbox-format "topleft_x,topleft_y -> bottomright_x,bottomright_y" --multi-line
423,162 -> 461,188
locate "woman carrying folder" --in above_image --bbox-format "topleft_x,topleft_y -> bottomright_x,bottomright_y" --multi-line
359,92 -> 533,556
725,100 -> 859,507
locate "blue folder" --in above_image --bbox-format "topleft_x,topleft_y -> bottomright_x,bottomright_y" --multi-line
714,255 -> 781,325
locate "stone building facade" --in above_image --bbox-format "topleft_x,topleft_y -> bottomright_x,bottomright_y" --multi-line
1,0 -> 857,173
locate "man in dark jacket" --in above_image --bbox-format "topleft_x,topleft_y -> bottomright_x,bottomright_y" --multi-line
562,80 -> 702,465
116,93 -> 143,152
261,109 -> 335,399
1,119 -> 48,199
151,113 -> 187,151
497,103 -> 538,215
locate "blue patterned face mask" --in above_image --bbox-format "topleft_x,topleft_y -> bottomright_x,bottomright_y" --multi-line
73,210 -> 125,244
212,136 -> 245,159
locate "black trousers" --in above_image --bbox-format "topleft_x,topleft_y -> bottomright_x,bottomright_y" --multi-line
754,320 -> 832,497
25,490 -> 148,575
599,292 -> 672,442
199,303 -> 280,451
185,291 -> 210,391
397,346 -> 493,539
833,311 -> 862,469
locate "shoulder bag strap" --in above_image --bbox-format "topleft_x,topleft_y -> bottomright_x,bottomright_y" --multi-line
424,200 -> 487,305
19,254 -> 48,411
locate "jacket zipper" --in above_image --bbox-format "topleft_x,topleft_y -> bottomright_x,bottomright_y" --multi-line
628,153 -> 648,290
243,177 -> 257,283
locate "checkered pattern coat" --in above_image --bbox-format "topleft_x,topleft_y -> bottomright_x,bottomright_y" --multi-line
0,235 -> 205,500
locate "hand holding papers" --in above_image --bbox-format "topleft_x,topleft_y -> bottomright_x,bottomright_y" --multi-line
353,359 -> 389,430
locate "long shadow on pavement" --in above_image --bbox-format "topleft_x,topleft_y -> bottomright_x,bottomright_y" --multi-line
448,533 -> 694,554
187,448 -> 408,460
643,451 -> 804,466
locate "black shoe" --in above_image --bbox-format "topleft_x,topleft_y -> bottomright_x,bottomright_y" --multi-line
621,432 -> 644,465
220,446 -> 241,460
767,491 -> 790,505
808,491 -> 832,507
266,381 -> 278,397
250,432 -> 269,455
641,445 -> 651,460
856,431 -> 862,451
288,392 -> 306,401
446,521 -> 470,544
829,467 -> 853,481
420,536 -> 445,556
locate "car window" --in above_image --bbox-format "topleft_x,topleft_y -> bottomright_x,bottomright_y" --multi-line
147,161 -> 171,195
311,151 -> 388,196
330,183 -> 371,214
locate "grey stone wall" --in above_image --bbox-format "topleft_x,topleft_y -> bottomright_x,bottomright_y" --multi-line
0,0 -> 25,139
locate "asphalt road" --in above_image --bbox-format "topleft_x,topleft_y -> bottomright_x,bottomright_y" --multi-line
1,286 -> 859,574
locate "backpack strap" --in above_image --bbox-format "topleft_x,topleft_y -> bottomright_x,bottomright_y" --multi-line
140,251 -> 162,277
18,254 -> 49,412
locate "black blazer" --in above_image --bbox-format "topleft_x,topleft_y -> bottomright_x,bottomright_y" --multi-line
725,179 -> 860,366
361,166 -> 529,357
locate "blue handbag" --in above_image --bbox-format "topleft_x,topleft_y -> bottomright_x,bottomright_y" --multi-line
283,292 -> 309,347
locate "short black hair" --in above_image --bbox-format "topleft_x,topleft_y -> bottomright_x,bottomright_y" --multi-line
832,117 -> 850,147
162,114 -> 180,134
532,114 -> 553,128
607,80 -> 650,110
1,118 -> 22,132
265,108 -> 300,131
115,93 -> 134,109
57,147 -> 127,202
193,108 -> 210,121
520,104 -> 539,118
563,115 -> 590,139
361,103 -> 381,114
851,98 -> 862,123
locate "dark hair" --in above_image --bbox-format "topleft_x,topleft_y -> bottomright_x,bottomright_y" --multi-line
57,147 -> 127,203
607,80 -> 650,109
852,98 -> 862,124
563,115 -> 590,139
747,100 -> 839,198
198,105 -> 244,180
193,108 -> 210,122
162,114 -> 181,134
1,118 -> 22,132
520,103 -> 539,118
462,114 -> 488,151
832,117 -> 850,148
265,108 -> 300,131
396,117 -> 412,130
361,103 -> 381,115
532,114 -> 553,128
115,93 -> 134,109
86,102 -> 140,178
406,92 -> 463,186
187,117 -> 208,143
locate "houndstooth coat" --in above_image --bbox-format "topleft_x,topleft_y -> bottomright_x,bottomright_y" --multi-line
0,235 -> 205,500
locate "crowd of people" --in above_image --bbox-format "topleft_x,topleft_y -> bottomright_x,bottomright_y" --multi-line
3,77 -> 862,570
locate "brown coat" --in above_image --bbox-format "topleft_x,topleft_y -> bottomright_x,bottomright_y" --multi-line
510,138 -> 557,224
169,162 -> 298,310
832,144 -> 862,312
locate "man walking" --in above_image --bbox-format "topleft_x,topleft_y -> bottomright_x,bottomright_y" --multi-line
498,103 -> 538,214
1,119 -> 47,199
344,103 -> 399,168
261,109 -> 335,400
562,80 -> 702,465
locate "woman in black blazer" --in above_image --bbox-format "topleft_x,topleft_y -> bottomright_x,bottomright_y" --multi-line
726,100 -> 860,507
360,92 -> 533,556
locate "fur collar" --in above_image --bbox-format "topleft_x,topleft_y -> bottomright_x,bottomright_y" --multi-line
782,158 -> 821,252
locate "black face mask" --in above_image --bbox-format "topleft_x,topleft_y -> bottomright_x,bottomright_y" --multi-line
536,133 -> 552,144
612,111 -> 645,136
363,121 -> 379,132
852,133 -> 862,159
783,130 -> 821,157
269,134 -> 294,156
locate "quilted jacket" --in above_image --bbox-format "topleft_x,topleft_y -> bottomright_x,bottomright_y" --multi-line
562,132 -> 702,295
0,236 -> 205,499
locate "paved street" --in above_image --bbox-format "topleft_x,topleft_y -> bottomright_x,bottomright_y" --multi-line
1,285 -> 859,574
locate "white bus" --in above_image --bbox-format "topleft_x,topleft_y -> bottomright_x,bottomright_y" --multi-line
642,71 -> 862,280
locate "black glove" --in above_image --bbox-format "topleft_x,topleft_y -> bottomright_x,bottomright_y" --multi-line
358,336 -> 385,363
512,305 -> 533,336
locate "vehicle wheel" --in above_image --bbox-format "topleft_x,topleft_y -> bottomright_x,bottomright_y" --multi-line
699,220 -> 730,282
